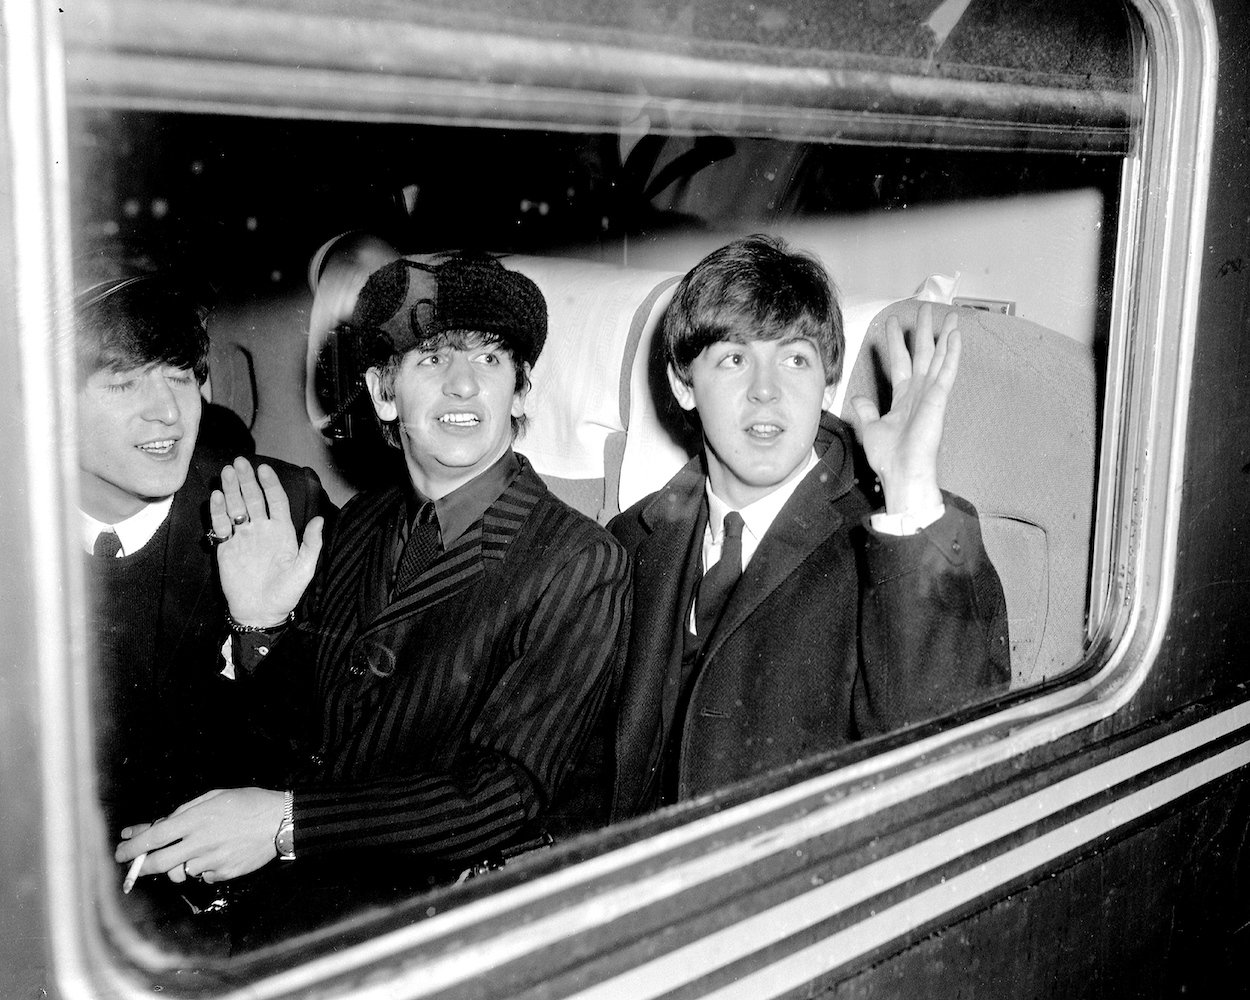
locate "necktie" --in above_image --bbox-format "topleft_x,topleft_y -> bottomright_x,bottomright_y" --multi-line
93,530 -> 122,558
391,501 -> 440,598
695,511 -> 744,638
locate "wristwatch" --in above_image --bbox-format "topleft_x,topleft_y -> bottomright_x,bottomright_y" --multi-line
274,789 -> 296,861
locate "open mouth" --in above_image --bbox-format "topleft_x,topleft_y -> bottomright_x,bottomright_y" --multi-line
136,439 -> 178,456
438,413 -> 481,427
746,423 -> 783,440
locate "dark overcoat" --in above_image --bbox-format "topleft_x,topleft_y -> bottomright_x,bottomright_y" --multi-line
90,448 -> 330,829
242,456 -> 629,879
609,413 -> 1010,816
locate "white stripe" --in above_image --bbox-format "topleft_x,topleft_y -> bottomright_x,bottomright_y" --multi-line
703,741 -> 1250,1000
247,703 -> 1250,1000
566,704 -> 1250,1000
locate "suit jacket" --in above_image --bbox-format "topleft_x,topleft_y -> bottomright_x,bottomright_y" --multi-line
609,412 -> 1010,817
242,456 -> 629,881
90,447 -> 331,830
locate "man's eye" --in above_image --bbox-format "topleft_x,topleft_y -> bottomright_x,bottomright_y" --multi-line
475,352 -> 500,365
105,380 -> 136,393
716,352 -> 744,368
167,373 -> 196,386
784,353 -> 811,368
416,353 -> 444,366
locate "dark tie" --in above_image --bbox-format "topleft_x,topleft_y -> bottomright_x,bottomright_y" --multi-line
695,511 -> 744,638
391,501 -> 441,599
93,530 -> 122,558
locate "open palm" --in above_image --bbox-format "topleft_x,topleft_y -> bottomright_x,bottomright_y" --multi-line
849,303 -> 960,515
211,459 -> 323,627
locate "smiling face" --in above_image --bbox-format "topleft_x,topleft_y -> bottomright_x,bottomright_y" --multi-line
669,336 -> 835,509
366,334 -> 528,499
77,363 -> 203,522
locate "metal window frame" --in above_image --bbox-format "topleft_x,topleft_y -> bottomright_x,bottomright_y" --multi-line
2,0 -> 1216,995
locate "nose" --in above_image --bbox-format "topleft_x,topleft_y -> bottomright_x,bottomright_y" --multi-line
442,354 -> 480,398
140,374 -> 182,424
747,364 -> 779,403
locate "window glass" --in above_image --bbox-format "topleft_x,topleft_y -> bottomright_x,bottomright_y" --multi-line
64,0 -> 1134,962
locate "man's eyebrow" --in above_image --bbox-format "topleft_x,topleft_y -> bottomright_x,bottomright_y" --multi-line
779,335 -> 820,349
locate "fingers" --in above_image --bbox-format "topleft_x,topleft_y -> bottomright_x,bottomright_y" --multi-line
884,315 -> 910,387
234,457 -> 268,521
890,303 -> 959,388
911,302 -> 937,375
257,463 -> 293,525
932,326 -> 962,396
209,490 -> 234,540
294,516 -> 325,577
219,463 -> 246,526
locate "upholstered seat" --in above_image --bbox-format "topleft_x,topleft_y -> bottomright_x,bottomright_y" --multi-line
841,299 -> 1097,688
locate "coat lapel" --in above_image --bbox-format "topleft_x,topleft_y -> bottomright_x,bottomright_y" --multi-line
358,462 -> 545,635
698,416 -> 860,666
621,457 -> 708,783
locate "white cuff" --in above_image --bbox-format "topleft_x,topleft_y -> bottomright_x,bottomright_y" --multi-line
870,502 -> 946,536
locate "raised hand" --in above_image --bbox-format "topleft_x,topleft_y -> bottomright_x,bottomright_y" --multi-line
210,458 -> 323,627
115,787 -> 285,885
849,303 -> 960,515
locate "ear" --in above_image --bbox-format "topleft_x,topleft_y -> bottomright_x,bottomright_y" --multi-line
365,367 -> 397,422
666,364 -> 697,412
511,362 -> 531,419
822,381 -> 837,413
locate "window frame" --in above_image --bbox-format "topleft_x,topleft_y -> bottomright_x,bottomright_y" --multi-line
4,0 -> 1219,995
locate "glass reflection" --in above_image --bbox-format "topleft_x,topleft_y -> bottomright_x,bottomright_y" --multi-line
73,109 -> 1115,952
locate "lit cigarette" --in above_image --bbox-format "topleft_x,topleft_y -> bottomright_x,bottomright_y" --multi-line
122,853 -> 147,894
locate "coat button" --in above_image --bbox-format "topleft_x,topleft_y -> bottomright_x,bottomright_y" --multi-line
309,753 -> 325,767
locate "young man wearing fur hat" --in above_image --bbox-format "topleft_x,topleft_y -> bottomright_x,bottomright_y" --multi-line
115,252 -> 629,930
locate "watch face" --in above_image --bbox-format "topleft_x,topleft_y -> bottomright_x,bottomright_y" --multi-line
276,821 -> 295,859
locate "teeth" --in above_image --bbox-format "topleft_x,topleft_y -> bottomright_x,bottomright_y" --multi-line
439,414 -> 479,426
138,440 -> 176,453
749,424 -> 781,435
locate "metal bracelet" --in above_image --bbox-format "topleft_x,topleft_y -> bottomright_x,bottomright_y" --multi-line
225,610 -> 295,633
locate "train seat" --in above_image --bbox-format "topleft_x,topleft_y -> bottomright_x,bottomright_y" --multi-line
502,256 -> 682,524
223,251 -> 1096,691
840,299 -> 1097,688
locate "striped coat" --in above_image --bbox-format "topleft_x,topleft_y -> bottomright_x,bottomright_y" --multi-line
244,457 -> 629,876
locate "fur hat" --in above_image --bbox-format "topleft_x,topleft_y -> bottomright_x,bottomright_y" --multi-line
349,251 -> 547,369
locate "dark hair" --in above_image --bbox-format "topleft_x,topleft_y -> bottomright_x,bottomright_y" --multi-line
368,329 -> 532,449
75,275 -> 210,386
664,234 -> 843,387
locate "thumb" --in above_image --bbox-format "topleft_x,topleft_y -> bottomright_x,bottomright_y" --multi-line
295,516 -> 325,579
848,395 -> 880,433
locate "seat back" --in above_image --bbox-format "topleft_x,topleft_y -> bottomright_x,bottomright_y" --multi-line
503,256 -> 682,523
841,300 -> 1097,688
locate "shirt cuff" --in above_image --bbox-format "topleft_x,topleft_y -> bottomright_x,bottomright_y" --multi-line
869,502 -> 946,536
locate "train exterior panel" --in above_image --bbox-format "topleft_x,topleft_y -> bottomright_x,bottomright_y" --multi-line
1,0 -> 1248,997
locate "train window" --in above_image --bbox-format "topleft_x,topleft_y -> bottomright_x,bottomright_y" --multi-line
10,0 -> 1214,993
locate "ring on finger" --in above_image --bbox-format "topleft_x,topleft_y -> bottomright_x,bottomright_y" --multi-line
206,528 -> 231,544
231,513 -> 249,526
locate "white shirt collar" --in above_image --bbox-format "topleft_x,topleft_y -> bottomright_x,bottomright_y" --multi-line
704,449 -> 819,570
79,495 -> 175,557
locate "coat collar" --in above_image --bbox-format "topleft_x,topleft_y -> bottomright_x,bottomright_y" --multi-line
640,411 -> 859,530
358,455 -> 547,630
634,412 -> 863,665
